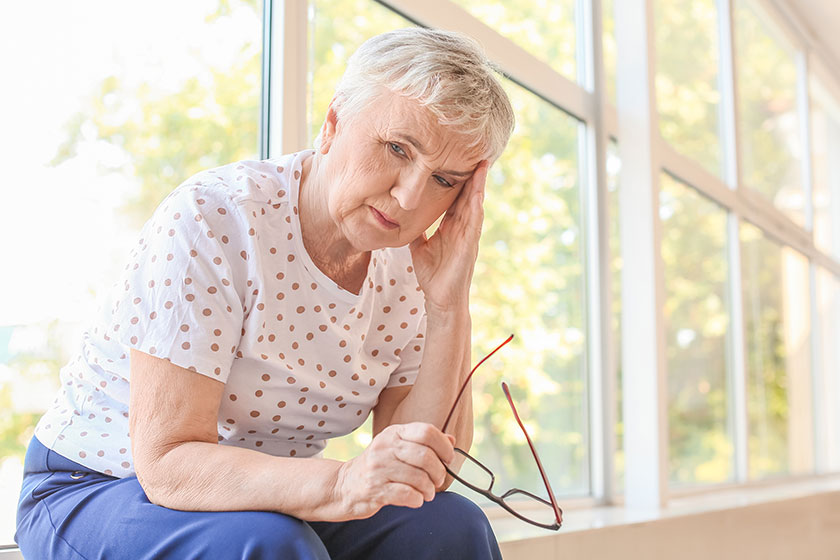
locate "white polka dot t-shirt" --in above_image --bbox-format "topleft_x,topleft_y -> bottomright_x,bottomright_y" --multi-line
34,149 -> 428,477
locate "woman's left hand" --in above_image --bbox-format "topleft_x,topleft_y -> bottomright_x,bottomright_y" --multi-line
409,160 -> 489,315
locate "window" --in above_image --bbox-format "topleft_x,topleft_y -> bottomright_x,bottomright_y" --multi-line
655,0 -> 723,178
470,81 -> 588,497
0,0 -> 262,543
810,75 -> 840,260
816,268 -> 840,471
735,0 -> 805,225
660,174 -> 732,486
740,223 -> 813,478
454,0 -> 578,81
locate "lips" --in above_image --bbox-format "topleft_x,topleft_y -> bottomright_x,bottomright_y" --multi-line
370,206 -> 399,229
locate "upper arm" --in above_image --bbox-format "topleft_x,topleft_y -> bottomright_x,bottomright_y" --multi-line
129,348 -> 225,474
371,384 -> 412,437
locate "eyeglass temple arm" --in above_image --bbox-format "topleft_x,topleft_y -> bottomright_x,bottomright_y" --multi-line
501,381 -> 563,524
442,334 -> 514,433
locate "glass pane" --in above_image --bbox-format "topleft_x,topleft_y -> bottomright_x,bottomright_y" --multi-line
655,0 -> 723,177
603,0 -> 617,104
0,0 -> 262,544
735,0 -> 804,225
454,0 -> 577,81
816,269 -> 840,471
470,82 -> 587,497
307,0 -> 413,461
741,223 -> 813,478
307,0 -> 413,148
607,141 -> 623,492
810,77 -> 840,260
660,174 -> 732,485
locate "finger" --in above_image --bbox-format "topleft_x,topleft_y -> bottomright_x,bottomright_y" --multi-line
392,440 -> 447,487
385,457 -> 439,500
397,423 -> 456,465
382,481 -> 426,509
446,160 -> 489,219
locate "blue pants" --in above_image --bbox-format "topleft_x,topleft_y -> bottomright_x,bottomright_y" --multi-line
16,436 -> 502,559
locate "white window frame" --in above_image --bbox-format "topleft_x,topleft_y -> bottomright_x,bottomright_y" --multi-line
262,0 -> 840,514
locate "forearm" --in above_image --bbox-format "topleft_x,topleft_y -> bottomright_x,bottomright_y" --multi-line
137,440 -> 347,521
387,307 -> 474,452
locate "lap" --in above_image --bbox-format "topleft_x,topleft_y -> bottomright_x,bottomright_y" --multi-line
16,437 -> 500,560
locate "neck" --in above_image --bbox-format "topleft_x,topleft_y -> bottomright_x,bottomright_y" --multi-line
298,152 -> 370,291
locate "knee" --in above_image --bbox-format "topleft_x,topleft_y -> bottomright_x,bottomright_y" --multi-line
407,492 -> 501,559
213,511 -> 329,560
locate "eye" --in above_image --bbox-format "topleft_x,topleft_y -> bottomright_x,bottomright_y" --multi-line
388,142 -> 406,156
433,175 -> 453,188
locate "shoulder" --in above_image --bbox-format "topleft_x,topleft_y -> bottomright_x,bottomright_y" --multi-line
166,151 -> 304,212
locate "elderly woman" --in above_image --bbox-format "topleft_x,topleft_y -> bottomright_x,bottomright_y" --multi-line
16,27 -> 514,559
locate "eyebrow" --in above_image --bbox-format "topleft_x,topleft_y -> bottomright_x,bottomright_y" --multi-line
394,133 -> 475,178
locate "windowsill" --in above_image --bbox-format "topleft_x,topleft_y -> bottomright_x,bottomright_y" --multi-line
487,473 -> 840,545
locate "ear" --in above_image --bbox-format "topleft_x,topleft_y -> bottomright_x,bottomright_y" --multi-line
319,98 -> 340,154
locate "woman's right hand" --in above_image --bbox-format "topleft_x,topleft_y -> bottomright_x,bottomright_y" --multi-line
334,422 -> 456,519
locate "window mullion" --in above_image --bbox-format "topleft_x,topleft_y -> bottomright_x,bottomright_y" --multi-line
615,0 -> 669,509
267,0 -> 309,157
717,0 -> 750,484
582,0 -> 616,505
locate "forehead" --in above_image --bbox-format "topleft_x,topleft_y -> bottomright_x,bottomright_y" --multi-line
359,90 -> 485,163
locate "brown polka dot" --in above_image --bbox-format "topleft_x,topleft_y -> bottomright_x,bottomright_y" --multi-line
165,301 -> 174,309
185,294 -> 195,302
400,322 -> 408,329
296,306 -> 305,314
410,308 -> 418,315
250,410 -> 260,418
277,292 -> 285,300
255,390 -> 263,397
292,282 -> 300,290
343,355 -> 351,363
286,376 -> 296,384
328,370 -> 337,377
203,308 -> 212,316
150,312 -> 157,320
377,324 -> 385,331
213,257 -> 222,265
230,394 -> 238,401
290,450 -> 297,457
369,379 -> 376,386
226,418 -> 235,424
383,306 -> 391,313
262,374 -> 271,381
351,373 -> 359,380
189,250 -> 198,258
121,462 -> 130,469
299,397 -> 307,404
215,329 -> 222,336
79,451 -> 87,458
414,345 -> 421,352
277,401 -> 287,408
384,335 -> 393,342
287,254 -> 295,262
217,208 -> 227,215
318,420 -> 326,427
339,340 -> 347,348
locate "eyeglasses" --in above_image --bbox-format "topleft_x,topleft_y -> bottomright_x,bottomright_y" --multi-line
442,334 -> 563,531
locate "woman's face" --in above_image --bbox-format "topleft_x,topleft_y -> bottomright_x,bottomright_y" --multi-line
317,91 -> 483,252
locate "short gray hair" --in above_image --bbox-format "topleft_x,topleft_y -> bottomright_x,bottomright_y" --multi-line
324,27 -> 515,161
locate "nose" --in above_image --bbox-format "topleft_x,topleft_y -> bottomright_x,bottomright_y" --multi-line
390,168 -> 427,211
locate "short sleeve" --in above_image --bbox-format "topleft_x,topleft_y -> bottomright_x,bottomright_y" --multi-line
386,312 -> 426,388
111,185 -> 250,382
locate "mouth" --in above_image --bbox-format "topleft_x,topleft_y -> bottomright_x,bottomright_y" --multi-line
369,206 -> 400,230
